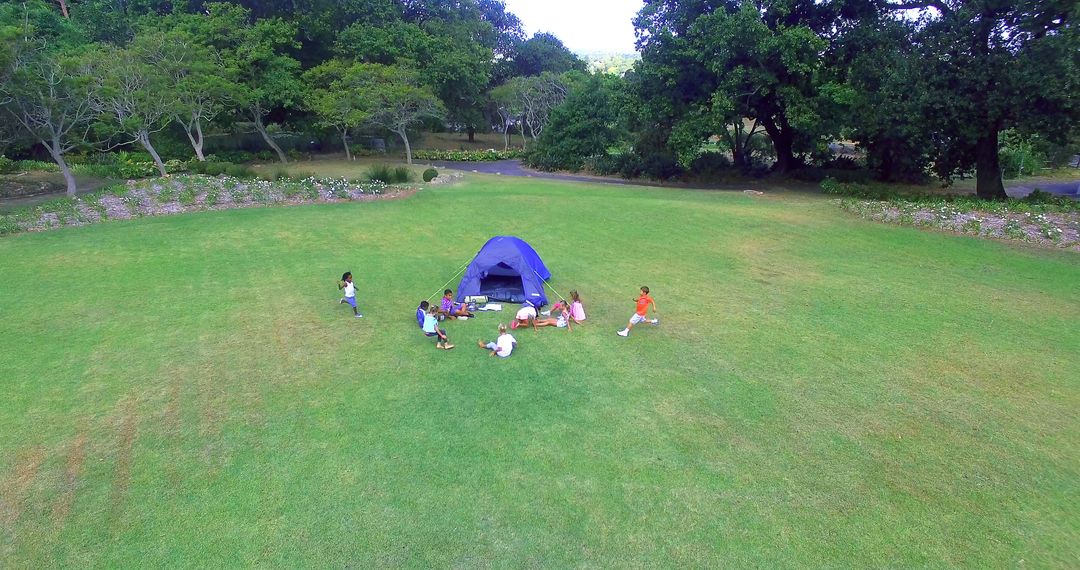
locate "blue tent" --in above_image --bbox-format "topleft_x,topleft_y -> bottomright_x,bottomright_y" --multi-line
456,236 -> 551,306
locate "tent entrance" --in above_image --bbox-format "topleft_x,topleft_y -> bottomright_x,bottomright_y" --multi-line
479,263 -> 527,303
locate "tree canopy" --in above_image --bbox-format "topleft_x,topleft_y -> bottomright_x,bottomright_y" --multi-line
0,0 -> 1075,196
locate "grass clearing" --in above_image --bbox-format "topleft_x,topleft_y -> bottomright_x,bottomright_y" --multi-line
0,175 -> 1077,566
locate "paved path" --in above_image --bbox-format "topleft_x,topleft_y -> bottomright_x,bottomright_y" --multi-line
424,160 -> 799,191
1005,179 -> 1080,198
426,160 -> 638,185
429,159 -> 1080,198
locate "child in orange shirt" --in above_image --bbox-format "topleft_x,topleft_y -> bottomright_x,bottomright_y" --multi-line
617,286 -> 658,337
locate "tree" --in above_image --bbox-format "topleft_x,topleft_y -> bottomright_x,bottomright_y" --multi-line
234,18 -> 301,164
356,64 -> 444,164
516,72 -> 571,142
882,0 -> 1078,198
633,0 -> 853,173
304,60 -> 370,161
489,80 -> 523,150
87,43 -> 176,176
173,3 -> 300,164
525,74 -> 624,171
2,42 -> 96,195
146,28 -> 235,162
511,33 -> 587,77
839,15 -> 930,182
421,20 -> 492,142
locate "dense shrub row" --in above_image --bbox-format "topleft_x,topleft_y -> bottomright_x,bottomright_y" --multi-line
412,149 -> 524,161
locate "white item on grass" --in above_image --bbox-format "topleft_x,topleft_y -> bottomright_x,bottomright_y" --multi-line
477,303 -> 503,311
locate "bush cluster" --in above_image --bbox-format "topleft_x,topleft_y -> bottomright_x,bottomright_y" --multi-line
366,164 -> 413,184
422,168 -> 439,182
188,161 -> 255,178
413,149 -> 524,162
0,156 -> 16,174
206,150 -> 276,164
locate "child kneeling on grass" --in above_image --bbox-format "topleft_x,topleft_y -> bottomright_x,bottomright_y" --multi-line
420,302 -> 454,349
478,323 -> 516,358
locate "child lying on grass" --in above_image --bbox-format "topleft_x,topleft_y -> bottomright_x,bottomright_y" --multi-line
534,300 -> 573,332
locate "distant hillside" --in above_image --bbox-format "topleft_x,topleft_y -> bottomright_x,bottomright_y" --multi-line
579,52 -> 640,75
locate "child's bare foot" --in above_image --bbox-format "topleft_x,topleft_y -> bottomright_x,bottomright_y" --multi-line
444,343 -> 455,350
477,339 -> 485,348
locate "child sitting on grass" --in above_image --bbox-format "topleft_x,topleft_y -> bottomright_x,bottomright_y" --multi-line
534,300 -> 573,331
478,323 -> 516,358
569,290 -> 586,323
544,291 -> 586,324
421,303 -> 454,349
617,286 -> 658,337
439,289 -> 475,320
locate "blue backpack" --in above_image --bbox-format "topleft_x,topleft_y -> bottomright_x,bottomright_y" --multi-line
416,306 -> 426,329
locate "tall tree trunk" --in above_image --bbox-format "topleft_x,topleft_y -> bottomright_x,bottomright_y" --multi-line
139,131 -> 168,177
56,0 -> 69,18
45,139 -> 77,196
467,125 -> 476,143
182,116 -> 206,161
975,130 -> 1007,200
252,109 -> 288,164
396,128 -> 413,165
341,128 -> 353,161
502,120 -> 510,151
761,117 -> 795,174
730,122 -> 746,169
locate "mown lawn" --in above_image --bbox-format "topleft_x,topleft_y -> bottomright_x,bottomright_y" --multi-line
0,175 -> 1077,567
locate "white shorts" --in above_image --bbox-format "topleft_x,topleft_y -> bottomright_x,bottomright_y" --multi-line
630,313 -> 649,325
556,316 -> 568,328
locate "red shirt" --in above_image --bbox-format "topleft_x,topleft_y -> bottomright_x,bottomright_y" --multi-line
635,294 -> 653,316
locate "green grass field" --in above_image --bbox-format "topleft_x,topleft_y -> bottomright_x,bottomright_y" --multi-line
0,175 -> 1077,566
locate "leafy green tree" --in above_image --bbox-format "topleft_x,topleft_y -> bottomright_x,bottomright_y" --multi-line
634,0 -> 853,173
1,41 -> 96,195
838,15 -> 930,182
525,74 -> 624,171
882,0 -> 1078,198
303,59 -> 370,160
421,19 -> 492,142
334,20 -> 429,65
87,42 -> 178,176
355,64 -> 443,164
511,33 -> 587,77
489,80 -> 524,150
170,3 -> 300,164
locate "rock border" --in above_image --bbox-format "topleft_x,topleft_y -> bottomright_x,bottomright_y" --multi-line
1,175 -> 419,236
838,199 -> 1080,252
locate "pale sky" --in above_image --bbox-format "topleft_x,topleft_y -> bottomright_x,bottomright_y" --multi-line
503,0 -> 641,54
